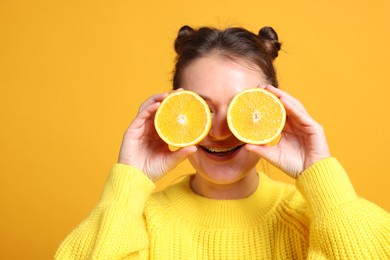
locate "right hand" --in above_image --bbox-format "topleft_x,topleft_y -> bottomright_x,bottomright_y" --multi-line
118,93 -> 197,182
245,85 -> 331,178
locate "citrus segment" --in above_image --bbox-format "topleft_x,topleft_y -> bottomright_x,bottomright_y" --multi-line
227,88 -> 286,145
154,90 -> 212,147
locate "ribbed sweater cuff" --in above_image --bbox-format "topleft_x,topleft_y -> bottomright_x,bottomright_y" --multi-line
99,163 -> 155,215
296,157 -> 358,217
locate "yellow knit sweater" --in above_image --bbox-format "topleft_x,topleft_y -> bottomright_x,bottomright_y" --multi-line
55,158 -> 390,259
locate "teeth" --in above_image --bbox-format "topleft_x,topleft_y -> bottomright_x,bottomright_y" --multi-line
206,146 -> 237,153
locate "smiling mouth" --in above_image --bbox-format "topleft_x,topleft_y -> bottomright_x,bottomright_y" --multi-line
200,144 -> 244,156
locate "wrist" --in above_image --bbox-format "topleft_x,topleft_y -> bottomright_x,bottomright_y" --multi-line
117,158 -> 162,183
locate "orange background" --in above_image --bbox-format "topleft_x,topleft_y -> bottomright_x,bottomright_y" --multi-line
1,1 -> 389,259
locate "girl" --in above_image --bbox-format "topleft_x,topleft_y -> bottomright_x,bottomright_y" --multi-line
56,25 -> 389,259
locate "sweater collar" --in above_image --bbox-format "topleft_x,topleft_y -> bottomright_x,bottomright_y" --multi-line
164,173 -> 286,228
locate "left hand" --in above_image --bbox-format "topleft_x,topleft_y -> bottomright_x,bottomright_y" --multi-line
245,85 -> 331,178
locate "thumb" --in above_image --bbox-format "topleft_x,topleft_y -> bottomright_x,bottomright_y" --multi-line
164,146 -> 197,171
245,144 -> 280,166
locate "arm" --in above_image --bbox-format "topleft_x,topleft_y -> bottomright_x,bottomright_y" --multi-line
247,85 -> 390,258
56,93 -> 196,259
55,164 -> 155,260
297,158 -> 390,259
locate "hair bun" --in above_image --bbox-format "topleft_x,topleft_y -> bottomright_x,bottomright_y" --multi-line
258,26 -> 281,59
174,25 -> 195,54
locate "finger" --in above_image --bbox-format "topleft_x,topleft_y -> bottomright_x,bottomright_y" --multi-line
245,144 -> 280,166
256,84 -> 267,89
282,97 -> 316,128
165,146 -> 198,169
138,92 -> 169,113
265,85 -> 308,115
130,101 -> 161,129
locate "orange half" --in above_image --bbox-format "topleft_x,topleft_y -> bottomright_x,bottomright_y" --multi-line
154,90 -> 212,147
227,88 -> 286,145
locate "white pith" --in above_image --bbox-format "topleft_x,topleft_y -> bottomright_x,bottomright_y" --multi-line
177,114 -> 186,125
252,111 -> 261,122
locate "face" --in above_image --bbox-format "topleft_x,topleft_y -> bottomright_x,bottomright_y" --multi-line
180,54 -> 268,188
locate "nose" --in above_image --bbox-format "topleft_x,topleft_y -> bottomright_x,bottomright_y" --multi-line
208,110 -> 232,141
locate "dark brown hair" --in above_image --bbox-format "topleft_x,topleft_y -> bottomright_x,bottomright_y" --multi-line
172,25 -> 281,89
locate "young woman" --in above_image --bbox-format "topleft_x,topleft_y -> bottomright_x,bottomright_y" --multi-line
56,26 -> 390,259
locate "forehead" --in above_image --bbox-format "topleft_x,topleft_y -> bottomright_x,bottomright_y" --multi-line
179,55 -> 267,101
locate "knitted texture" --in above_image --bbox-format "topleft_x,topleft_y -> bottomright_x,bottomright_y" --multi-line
55,158 -> 390,259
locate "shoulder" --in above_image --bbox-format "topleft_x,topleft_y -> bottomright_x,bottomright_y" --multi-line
144,176 -> 190,222
271,178 -> 311,236
259,172 -> 309,217
147,175 -> 190,205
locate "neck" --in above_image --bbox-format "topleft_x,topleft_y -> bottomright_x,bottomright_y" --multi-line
190,171 -> 259,200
